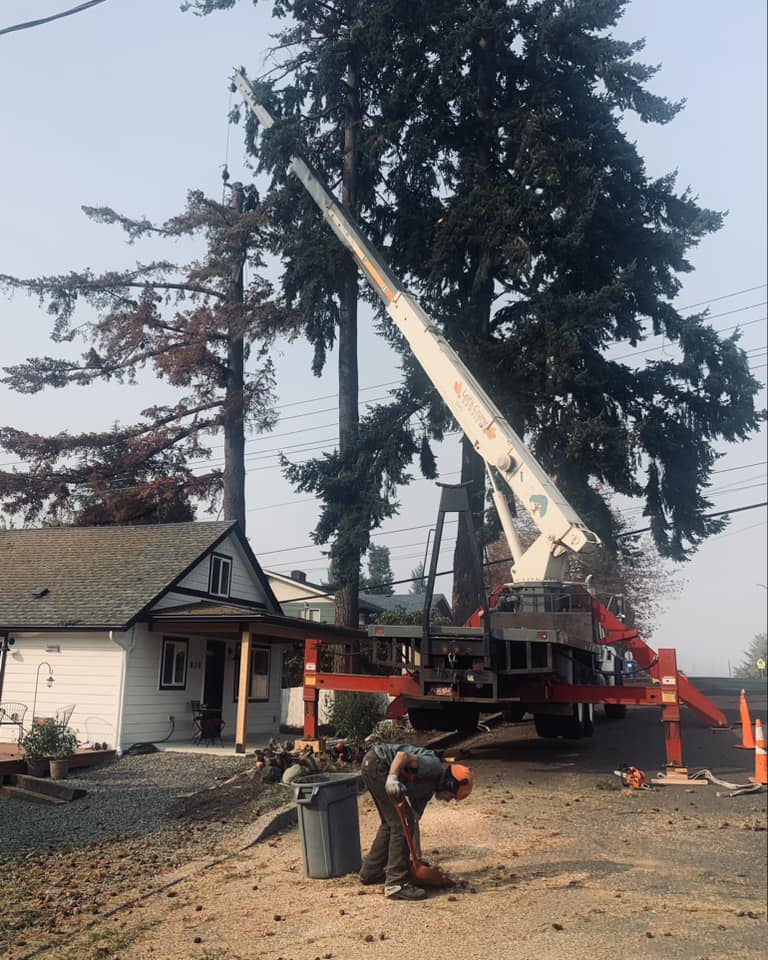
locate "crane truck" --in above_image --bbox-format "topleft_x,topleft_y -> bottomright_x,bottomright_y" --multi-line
233,71 -> 728,774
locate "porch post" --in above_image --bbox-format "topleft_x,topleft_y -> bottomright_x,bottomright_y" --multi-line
235,627 -> 251,754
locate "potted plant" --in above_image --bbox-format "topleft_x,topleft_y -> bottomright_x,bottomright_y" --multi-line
21,720 -> 78,779
47,725 -> 78,781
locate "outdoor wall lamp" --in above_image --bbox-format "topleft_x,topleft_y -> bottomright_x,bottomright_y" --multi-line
32,660 -> 55,722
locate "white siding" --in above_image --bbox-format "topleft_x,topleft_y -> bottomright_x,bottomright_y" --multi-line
218,640 -> 289,739
267,573 -> 328,603
150,591 -> 197,611
2,627 -> 289,753
120,625 -> 206,748
175,533 -> 268,605
120,626 -> 289,748
0,633 -> 122,749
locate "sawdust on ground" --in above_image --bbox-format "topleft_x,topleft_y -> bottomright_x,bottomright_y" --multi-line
3,721 -> 767,960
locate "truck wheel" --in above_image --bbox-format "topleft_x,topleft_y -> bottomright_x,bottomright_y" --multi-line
604,703 -> 627,720
407,705 -> 479,732
560,704 -> 585,740
533,714 -> 562,738
451,705 -> 480,732
408,708 -> 437,731
582,703 -> 595,737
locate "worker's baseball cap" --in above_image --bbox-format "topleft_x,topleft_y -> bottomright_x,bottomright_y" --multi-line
444,763 -> 473,801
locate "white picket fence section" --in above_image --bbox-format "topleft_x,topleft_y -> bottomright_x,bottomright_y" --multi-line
279,687 -> 391,730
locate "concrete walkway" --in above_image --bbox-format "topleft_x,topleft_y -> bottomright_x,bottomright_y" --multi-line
155,738 -> 275,758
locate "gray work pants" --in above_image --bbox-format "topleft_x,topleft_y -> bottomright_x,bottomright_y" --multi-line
359,749 -> 414,887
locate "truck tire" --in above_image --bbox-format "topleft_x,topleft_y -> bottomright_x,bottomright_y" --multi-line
408,704 -> 479,733
408,708 -> 440,731
604,703 -> 627,720
582,703 -> 595,737
533,714 -> 562,738
560,704 -> 585,740
534,705 -> 585,740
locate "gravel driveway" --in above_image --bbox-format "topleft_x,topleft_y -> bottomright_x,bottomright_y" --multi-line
0,750 -> 255,861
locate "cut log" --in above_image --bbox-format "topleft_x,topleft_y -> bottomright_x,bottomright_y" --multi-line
2,786 -> 69,805
12,774 -> 86,802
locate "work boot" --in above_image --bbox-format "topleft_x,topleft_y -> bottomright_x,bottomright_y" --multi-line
384,882 -> 427,901
359,871 -> 385,886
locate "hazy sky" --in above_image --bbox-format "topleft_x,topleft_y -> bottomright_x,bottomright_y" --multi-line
1,0 -> 765,675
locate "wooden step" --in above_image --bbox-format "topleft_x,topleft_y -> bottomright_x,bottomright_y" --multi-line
1,785 -> 68,805
13,774 -> 86,802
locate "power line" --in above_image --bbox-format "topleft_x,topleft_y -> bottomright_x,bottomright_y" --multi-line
618,501 -> 768,537
264,500 -> 768,602
0,0 -> 109,36
612,309 -> 766,362
252,461 -> 768,517
675,283 -> 767,312
264,483 -> 768,567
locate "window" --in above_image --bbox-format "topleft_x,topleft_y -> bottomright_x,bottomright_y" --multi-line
209,553 -> 232,598
233,645 -> 270,701
300,606 -> 322,622
160,637 -> 188,690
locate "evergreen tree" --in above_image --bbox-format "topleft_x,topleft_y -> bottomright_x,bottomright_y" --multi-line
409,561 -> 427,596
362,544 -> 395,595
190,0 -> 440,627
0,186 -> 284,528
362,0 -> 764,621
733,632 -> 767,680
193,1 -> 763,629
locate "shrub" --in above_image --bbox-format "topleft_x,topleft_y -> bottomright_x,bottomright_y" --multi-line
21,720 -> 78,760
326,692 -> 385,743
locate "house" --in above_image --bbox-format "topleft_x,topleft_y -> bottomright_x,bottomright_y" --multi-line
0,521 -> 363,753
359,592 -> 453,621
266,569 -> 385,626
266,569 -> 335,623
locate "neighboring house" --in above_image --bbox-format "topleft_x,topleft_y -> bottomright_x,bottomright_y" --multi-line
266,570 -> 383,626
359,592 -> 453,622
266,570 -> 335,623
0,522 -> 362,752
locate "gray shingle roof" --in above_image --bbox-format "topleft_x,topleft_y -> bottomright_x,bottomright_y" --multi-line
0,521 -> 255,630
359,592 -> 452,617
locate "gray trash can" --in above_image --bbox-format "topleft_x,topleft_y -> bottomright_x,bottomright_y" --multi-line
293,773 -> 362,879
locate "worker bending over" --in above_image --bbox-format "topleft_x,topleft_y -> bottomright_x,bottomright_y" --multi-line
359,742 -> 473,901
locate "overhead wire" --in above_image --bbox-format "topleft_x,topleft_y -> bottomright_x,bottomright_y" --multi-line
0,0 -> 109,36
260,500 -> 768,601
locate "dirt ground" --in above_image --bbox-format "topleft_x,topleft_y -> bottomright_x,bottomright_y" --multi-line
2,680 -> 766,960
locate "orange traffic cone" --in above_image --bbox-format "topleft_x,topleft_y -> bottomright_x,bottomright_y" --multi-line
751,719 -> 767,785
736,689 -> 755,750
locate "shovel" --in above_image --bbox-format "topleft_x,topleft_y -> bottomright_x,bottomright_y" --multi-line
393,798 -> 455,888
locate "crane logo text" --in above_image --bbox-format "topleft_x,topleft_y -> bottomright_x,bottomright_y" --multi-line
453,381 -> 497,439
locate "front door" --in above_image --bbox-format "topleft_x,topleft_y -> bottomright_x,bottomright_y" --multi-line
203,640 -> 226,711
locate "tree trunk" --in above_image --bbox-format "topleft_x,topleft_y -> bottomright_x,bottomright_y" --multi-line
333,56 -> 362,649
451,25 -> 497,624
222,182 -> 247,531
452,436 -> 488,625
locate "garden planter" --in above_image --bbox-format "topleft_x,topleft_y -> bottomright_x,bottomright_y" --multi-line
25,758 -> 49,778
49,758 -> 70,781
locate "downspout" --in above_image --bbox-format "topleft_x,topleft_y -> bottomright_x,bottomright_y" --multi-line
110,627 -> 136,754
0,632 -> 10,704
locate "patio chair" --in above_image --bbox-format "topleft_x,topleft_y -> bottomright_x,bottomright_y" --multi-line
0,702 -> 28,743
190,701 -> 224,745
55,704 -> 76,729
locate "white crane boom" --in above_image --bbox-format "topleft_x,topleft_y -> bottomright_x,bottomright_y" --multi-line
233,69 -> 601,581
